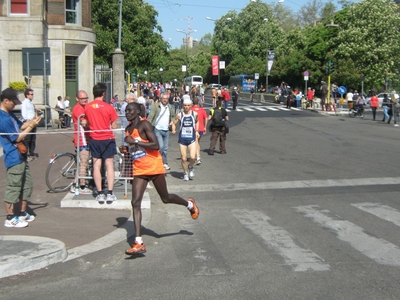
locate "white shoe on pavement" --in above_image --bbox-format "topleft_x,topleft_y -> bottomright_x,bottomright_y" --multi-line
106,193 -> 117,204
183,173 -> 189,181
4,216 -> 28,228
96,193 -> 106,204
189,166 -> 195,179
164,164 -> 171,170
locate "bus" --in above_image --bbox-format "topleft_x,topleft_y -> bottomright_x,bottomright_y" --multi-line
183,75 -> 203,88
228,74 -> 256,92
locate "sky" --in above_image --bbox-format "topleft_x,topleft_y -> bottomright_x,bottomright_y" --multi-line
147,0 -> 341,49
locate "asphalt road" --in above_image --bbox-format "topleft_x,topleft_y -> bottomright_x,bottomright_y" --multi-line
2,97 -> 400,299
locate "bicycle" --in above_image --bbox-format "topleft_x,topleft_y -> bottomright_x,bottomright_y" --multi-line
349,105 -> 364,118
45,150 -> 123,193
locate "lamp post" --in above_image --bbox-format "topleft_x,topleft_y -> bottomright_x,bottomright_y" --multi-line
264,18 -> 268,93
206,17 -> 231,87
176,29 -> 196,78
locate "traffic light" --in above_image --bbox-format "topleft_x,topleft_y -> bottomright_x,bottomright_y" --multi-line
326,60 -> 334,74
329,60 -> 334,73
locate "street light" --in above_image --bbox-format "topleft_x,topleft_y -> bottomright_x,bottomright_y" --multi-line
206,17 -> 231,87
264,18 -> 268,93
176,29 -> 197,78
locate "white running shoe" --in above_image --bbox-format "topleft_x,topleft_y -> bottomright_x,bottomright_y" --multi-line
189,166 -> 195,179
4,216 -> 28,228
183,173 -> 189,181
106,193 -> 117,204
70,185 -> 76,193
79,187 -> 92,195
96,193 -> 106,204
19,212 -> 35,222
164,164 -> 171,170
195,158 -> 201,165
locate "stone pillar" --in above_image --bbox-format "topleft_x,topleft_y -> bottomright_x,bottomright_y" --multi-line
112,48 -> 125,104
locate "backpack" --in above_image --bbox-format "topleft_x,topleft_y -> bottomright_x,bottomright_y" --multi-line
352,94 -> 359,101
212,108 -> 225,127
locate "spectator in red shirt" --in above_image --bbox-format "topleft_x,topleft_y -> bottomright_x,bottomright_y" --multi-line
191,96 -> 208,165
223,87 -> 230,109
307,87 -> 314,108
85,83 -> 119,204
71,90 -> 92,195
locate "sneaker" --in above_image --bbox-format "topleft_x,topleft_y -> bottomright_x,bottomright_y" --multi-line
19,212 -> 35,222
187,198 -> 199,220
395,124 -> 399,127
164,164 -> 171,170
106,193 -> 117,204
79,187 -> 92,195
146,182 -> 153,189
27,156 -> 35,162
125,241 -> 147,255
183,173 -> 189,181
96,193 -> 106,204
4,216 -> 28,228
189,166 -> 195,179
195,158 -> 201,165
70,185 -> 77,193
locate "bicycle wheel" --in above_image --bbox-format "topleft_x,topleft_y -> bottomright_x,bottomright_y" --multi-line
349,109 -> 355,118
45,152 -> 76,192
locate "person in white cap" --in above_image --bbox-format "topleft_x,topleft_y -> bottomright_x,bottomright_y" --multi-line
171,98 -> 199,181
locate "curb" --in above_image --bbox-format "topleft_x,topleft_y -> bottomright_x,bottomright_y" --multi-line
60,191 -> 151,210
0,236 -> 67,279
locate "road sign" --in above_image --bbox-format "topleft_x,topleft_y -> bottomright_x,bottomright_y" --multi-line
304,76 -> 309,81
255,73 -> 259,80
338,86 -> 346,95
304,71 -> 309,76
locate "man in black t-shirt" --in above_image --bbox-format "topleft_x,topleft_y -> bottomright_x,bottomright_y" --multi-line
208,99 -> 229,155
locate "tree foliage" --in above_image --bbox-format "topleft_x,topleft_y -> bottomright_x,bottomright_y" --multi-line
92,0 -> 168,74
333,0 -> 400,90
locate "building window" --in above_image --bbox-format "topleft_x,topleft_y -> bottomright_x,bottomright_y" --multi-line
65,56 -> 77,80
66,0 -> 81,25
10,0 -> 28,14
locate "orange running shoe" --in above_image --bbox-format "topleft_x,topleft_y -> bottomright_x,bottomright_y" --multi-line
188,198 -> 199,220
125,241 -> 146,255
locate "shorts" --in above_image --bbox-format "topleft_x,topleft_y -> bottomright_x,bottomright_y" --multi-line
79,145 -> 90,152
5,162 -> 33,203
198,131 -> 204,137
135,174 -> 163,182
89,138 -> 117,159
178,138 -> 196,146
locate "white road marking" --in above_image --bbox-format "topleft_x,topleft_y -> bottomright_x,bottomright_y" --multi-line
277,107 -> 291,111
266,107 -> 279,111
168,177 -> 400,193
232,209 -> 330,271
352,203 -> 400,227
294,205 -> 400,266
255,107 -> 268,111
243,107 -> 256,111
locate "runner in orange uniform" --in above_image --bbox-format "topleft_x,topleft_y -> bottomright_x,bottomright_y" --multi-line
124,102 -> 199,255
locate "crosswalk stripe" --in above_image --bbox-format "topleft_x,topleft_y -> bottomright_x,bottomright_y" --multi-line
266,107 -> 279,111
291,108 -> 302,111
277,107 -> 291,111
255,107 -> 268,111
232,209 -> 330,272
352,203 -> 400,227
243,107 -> 256,111
294,205 -> 400,266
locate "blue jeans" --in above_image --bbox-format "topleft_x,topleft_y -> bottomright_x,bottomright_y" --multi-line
154,128 -> 169,165
383,106 -> 390,121
224,101 -> 229,109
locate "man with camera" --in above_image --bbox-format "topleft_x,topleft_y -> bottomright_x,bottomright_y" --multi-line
0,88 -> 41,228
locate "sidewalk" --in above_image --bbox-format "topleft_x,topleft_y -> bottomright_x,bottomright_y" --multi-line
0,131 -> 151,279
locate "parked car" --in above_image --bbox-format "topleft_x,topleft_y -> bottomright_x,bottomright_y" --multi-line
268,86 -> 279,94
366,92 -> 399,106
209,83 -> 221,89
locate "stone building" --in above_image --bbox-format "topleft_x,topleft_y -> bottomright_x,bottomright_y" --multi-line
0,0 -> 96,116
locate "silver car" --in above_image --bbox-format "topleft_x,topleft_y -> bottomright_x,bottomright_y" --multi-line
366,92 -> 399,106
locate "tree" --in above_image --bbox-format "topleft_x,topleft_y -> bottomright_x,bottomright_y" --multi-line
92,0 -> 168,73
299,0 -> 325,27
332,0 -> 400,90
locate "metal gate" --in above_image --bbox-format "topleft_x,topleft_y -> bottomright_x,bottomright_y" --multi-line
94,65 -> 113,103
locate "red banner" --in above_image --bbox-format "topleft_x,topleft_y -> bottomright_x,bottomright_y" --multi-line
212,55 -> 219,76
